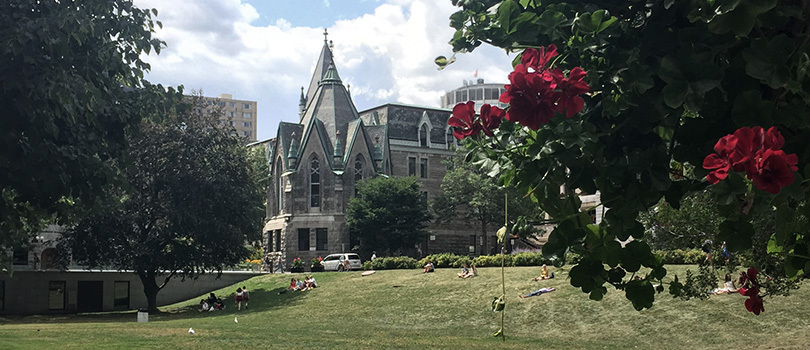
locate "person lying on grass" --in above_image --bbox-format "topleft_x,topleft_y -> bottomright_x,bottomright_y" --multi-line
532,264 -> 554,281
519,287 -> 556,298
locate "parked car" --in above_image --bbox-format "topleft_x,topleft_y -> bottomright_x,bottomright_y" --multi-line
321,253 -> 362,271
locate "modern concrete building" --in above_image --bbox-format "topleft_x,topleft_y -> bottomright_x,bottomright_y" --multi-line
440,78 -> 507,110
201,93 -> 258,142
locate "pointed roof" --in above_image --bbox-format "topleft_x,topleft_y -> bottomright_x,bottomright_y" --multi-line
304,29 -> 334,113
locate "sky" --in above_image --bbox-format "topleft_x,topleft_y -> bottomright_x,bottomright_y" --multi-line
133,0 -> 513,141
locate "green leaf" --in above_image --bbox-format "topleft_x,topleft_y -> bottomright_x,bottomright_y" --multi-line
707,0 -> 777,36
625,279 -> 655,311
742,34 -> 794,88
497,0 -> 520,34
575,10 -> 617,35
717,219 -> 754,252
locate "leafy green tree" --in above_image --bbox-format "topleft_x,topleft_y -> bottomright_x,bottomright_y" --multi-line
58,101 -> 264,312
640,191 -> 722,250
347,176 -> 432,257
444,0 -> 810,313
0,0 -> 182,268
434,153 -> 545,254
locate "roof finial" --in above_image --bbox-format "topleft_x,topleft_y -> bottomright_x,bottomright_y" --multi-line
323,28 -> 328,43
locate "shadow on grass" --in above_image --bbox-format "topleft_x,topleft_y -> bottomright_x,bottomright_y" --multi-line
0,286 -> 304,324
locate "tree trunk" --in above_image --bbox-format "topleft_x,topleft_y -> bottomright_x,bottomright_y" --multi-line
480,215 -> 489,256
138,270 -> 160,313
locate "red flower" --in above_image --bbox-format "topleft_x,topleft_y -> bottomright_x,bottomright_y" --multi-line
448,101 -> 481,139
500,64 -> 557,130
702,135 -> 737,184
745,295 -> 765,315
703,127 -> 797,194
751,149 -> 798,194
479,104 -> 504,136
520,45 -> 558,72
552,67 -> 590,118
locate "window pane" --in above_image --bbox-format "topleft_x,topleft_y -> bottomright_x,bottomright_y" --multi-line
316,228 -> 328,251
310,158 -> 320,207
49,281 -> 66,310
408,157 -> 416,176
298,229 -> 310,251
243,103 -> 251,109
274,230 -> 281,252
114,281 -> 130,310
12,249 -> 27,265
242,112 -> 251,118
420,125 -> 429,147
420,158 -> 428,178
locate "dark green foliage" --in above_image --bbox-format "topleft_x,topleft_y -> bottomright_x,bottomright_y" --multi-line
347,176 -> 432,257
362,256 -> 420,270
0,0 -> 182,268
446,0 -> 810,311
58,98 -> 264,311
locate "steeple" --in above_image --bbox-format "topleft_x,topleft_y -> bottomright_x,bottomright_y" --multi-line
333,129 -> 344,170
298,86 -> 306,119
321,62 -> 341,84
304,29 -> 334,109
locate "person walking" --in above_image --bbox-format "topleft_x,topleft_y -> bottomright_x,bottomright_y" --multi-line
241,286 -> 250,309
275,255 -> 285,273
235,287 -> 244,310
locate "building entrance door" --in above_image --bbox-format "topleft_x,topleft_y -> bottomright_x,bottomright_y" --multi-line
77,281 -> 103,312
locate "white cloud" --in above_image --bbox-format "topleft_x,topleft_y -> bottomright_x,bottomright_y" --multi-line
134,0 -> 512,140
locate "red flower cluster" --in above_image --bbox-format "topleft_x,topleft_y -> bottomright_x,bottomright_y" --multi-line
448,101 -> 504,140
703,126 -> 798,194
499,45 -> 590,130
738,268 -> 764,315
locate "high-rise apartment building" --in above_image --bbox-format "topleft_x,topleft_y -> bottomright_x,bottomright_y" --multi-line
201,93 -> 258,142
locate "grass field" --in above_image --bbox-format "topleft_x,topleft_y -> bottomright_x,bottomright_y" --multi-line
1,265 -> 808,349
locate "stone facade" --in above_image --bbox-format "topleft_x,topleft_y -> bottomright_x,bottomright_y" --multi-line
262,37 -> 491,267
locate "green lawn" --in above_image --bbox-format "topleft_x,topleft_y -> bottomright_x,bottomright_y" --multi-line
1,265 -> 808,349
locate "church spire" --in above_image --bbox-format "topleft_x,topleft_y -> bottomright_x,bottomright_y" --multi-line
304,29 -> 335,109
298,86 -> 306,119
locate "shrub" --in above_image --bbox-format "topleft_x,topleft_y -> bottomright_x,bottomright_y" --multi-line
472,254 -> 503,267
512,252 -> 547,266
362,256 -> 419,270
418,253 -> 467,268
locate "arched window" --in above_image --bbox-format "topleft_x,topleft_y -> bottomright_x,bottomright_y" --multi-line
310,157 -> 320,207
276,157 -> 284,214
420,124 -> 429,147
446,127 -> 455,149
354,155 -> 364,197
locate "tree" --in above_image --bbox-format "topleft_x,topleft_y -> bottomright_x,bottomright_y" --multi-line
434,152 -> 545,255
347,176 -> 432,257
444,0 -> 810,314
58,101 -> 264,312
640,191 -> 722,250
0,0 -> 181,268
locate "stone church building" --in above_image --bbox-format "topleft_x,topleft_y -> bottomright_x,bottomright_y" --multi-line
262,36 -> 493,267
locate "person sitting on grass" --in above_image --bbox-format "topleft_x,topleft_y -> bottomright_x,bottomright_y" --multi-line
532,264 -> 554,281
711,273 -> 738,295
457,263 -> 470,278
423,260 -> 435,273
462,264 -> 478,279
198,299 -> 210,312
305,275 -> 318,290
519,287 -> 556,298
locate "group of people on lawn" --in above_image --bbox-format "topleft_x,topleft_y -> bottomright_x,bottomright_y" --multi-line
287,275 -> 318,292
198,286 -> 250,312
710,271 -> 754,295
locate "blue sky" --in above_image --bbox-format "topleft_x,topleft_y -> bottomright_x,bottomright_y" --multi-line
244,0 -> 382,28
134,0 -> 511,141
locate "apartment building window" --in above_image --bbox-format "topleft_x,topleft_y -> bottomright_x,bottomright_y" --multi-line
229,111 -> 236,118
229,121 -> 235,126
229,102 -> 236,108
243,131 -> 251,137
298,229 -> 310,251
243,103 -> 251,109
408,157 -> 416,176
49,281 -> 66,310
242,112 -> 251,118
218,101 -> 225,107
114,281 -> 130,310
243,121 -> 251,127
316,228 -> 328,251
310,157 -> 320,207
420,158 -> 428,178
